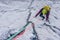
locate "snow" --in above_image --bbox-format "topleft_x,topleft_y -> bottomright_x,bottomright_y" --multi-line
0,0 -> 60,40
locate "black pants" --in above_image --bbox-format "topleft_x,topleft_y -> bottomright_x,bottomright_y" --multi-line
39,13 -> 45,20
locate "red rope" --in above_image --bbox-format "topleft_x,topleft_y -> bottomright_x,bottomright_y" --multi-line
12,23 -> 35,40
12,25 -> 32,40
12,30 -> 25,40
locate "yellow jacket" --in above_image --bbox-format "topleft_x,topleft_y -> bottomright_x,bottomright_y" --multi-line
42,9 -> 47,15
42,6 -> 51,15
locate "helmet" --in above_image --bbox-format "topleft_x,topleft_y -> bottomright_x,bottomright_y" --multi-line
44,5 -> 51,11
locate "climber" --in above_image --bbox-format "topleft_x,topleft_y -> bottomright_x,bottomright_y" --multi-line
35,5 -> 51,22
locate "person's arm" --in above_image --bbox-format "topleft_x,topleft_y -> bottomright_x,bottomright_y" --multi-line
46,11 -> 50,21
35,8 -> 43,17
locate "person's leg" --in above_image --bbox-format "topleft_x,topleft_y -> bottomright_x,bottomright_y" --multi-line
40,13 -> 45,20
